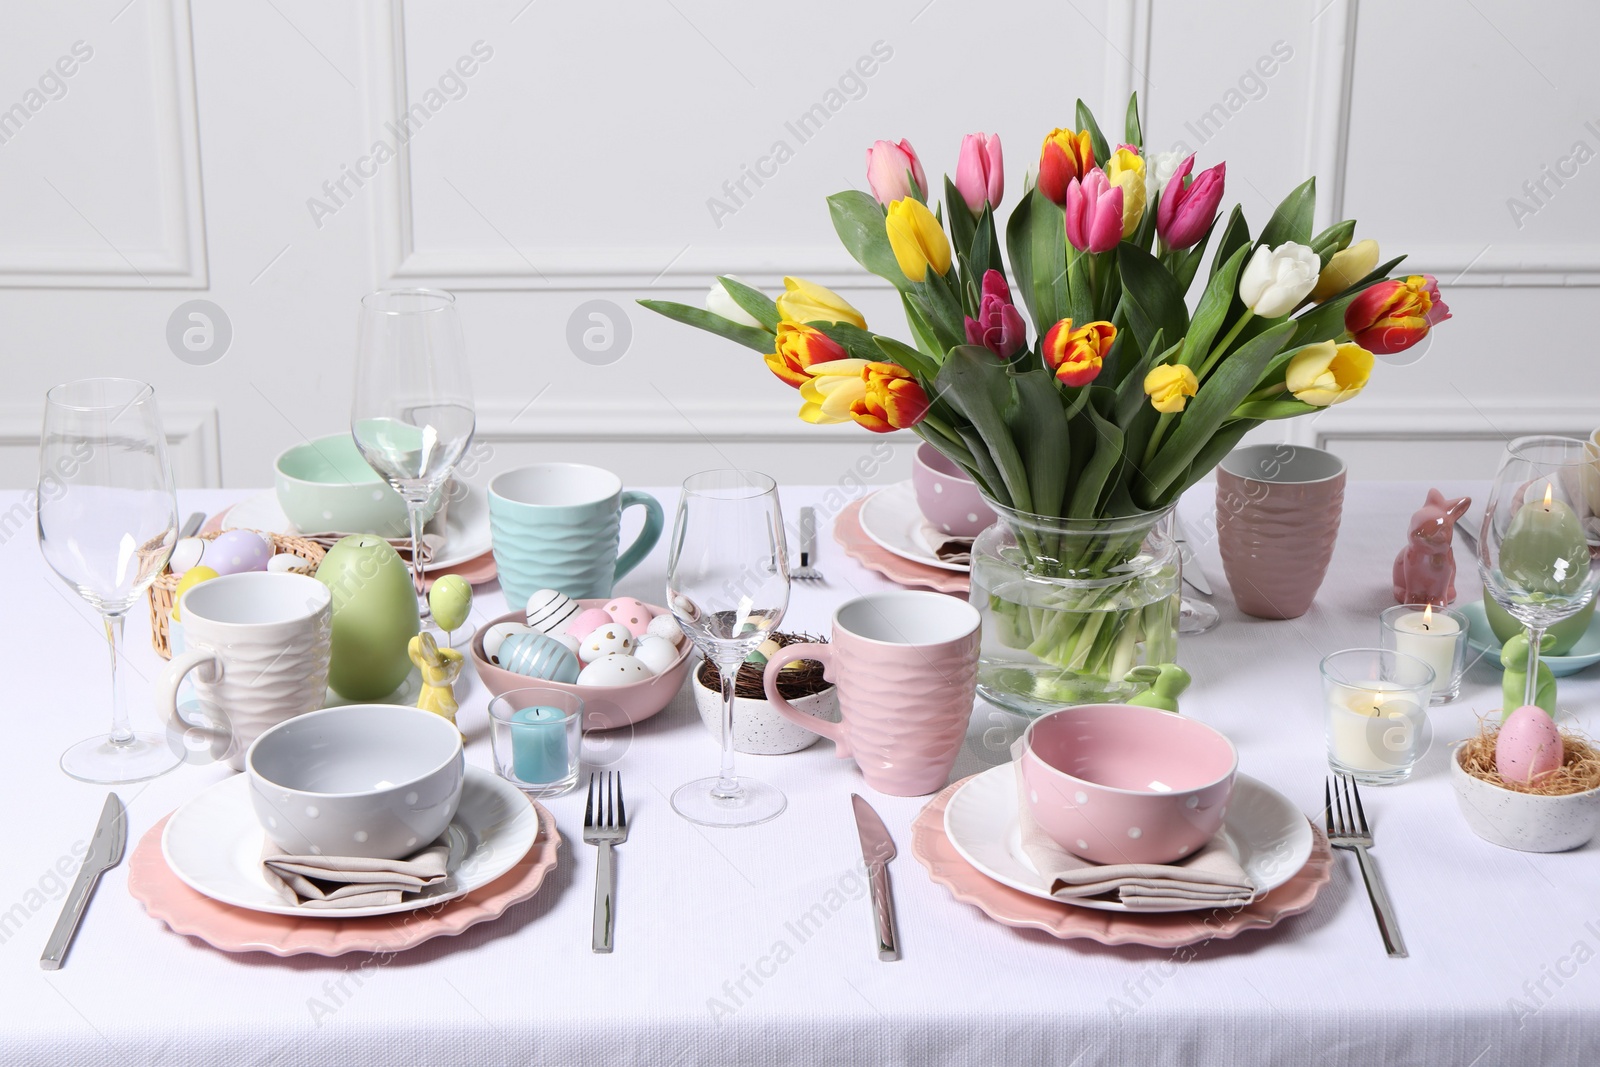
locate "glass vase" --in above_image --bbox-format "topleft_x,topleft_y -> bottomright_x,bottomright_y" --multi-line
969,501 -> 1182,716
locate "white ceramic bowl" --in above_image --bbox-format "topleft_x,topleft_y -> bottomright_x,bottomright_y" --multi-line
246,704 -> 465,860
1449,744 -> 1600,853
691,670 -> 837,755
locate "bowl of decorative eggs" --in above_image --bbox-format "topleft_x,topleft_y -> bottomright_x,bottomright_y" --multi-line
470,590 -> 696,730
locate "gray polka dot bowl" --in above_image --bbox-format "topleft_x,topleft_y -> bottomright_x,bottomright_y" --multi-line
1019,703 -> 1237,865
1450,744 -> 1600,852
911,442 -> 996,537
693,670 -> 838,755
247,704 -> 464,860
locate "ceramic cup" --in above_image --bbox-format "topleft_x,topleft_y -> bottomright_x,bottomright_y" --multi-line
489,463 -> 663,605
912,442 -> 996,537
156,571 -> 333,771
762,591 -> 980,796
1216,443 -> 1347,620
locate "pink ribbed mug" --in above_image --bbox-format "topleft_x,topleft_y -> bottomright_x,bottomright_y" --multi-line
1216,444 -> 1346,620
762,591 -> 980,796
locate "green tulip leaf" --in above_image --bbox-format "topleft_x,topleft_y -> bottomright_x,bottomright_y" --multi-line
1156,418 -> 1261,507
954,424 -> 1011,509
714,276 -> 780,332
1076,99 -> 1112,169
1024,189 -> 1069,332
1125,92 -> 1143,150
827,190 -> 911,290
635,299 -> 772,353
1006,368 -> 1070,519
1069,404 -> 1125,518
1116,243 -> 1189,357
945,177 -> 977,261
1256,176 -> 1317,250
1210,206 -> 1251,281
935,346 -> 1034,513
1182,243 -> 1250,368
870,332 -> 941,384
1310,219 -> 1357,266
1232,398 -> 1319,420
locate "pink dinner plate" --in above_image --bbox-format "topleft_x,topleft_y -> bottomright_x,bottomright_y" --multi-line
128,800 -> 561,957
834,496 -> 969,594
911,774 -> 1332,947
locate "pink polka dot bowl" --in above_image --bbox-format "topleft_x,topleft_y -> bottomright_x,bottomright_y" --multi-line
1019,704 -> 1238,865
911,442 -> 996,538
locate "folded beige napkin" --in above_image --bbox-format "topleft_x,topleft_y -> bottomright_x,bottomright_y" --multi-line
1014,768 -> 1256,912
262,843 -> 451,910
920,523 -> 974,565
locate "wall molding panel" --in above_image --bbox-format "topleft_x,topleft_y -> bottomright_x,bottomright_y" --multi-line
0,401 -> 219,489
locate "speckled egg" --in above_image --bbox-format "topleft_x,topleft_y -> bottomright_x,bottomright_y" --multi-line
498,632 -> 582,684
1497,705 -> 1565,786
525,589 -> 580,634
603,597 -> 653,637
169,536 -> 206,576
563,607 -> 613,640
633,635 -> 680,675
483,621 -> 534,664
646,613 -> 684,647
579,623 -> 636,664
266,552 -> 311,574
577,653 -> 652,686
206,529 -> 273,575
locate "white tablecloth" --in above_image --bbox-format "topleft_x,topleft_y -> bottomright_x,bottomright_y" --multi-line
4,481 -> 1597,1067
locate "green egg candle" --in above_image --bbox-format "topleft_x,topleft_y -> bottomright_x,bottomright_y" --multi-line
1499,482 -> 1588,597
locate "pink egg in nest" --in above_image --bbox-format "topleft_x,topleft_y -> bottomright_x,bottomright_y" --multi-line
603,597 -> 653,637
1496,705 -> 1564,786
561,607 -> 612,640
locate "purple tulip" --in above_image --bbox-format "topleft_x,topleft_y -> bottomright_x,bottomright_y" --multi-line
1064,168 -> 1123,254
1156,155 -> 1226,250
963,269 -> 1027,360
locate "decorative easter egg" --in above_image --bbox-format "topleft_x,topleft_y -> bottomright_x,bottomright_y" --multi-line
550,632 -> 582,657
577,653 -> 651,686
498,632 -> 581,684
484,621 -> 534,664
169,537 -> 205,577
564,607 -> 613,641
525,589 -> 580,634
1496,705 -> 1565,786
646,613 -> 684,647
429,574 -> 473,633
266,552 -> 310,574
744,637 -> 781,666
170,565 -> 219,622
579,623 -> 636,664
603,597 -> 653,637
633,635 -> 680,675
207,529 -> 273,575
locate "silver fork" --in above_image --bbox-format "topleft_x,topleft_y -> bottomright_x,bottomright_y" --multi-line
1325,774 -> 1407,958
791,506 -> 824,582
584,771 -> 628,954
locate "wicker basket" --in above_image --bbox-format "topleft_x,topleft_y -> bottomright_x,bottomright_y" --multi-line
146,530 -> 326,659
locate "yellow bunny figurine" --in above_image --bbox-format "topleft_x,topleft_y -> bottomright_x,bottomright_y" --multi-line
409,632 -> 465,728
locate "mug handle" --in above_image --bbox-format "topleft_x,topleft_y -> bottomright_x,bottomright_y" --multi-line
156,648 -> 222,736
613,490 -> 664,583
762,644 -> 849,757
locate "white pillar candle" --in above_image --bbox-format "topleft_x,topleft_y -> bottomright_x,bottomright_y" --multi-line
1389,605 -> 1460,690
1327,683 -> 1425,772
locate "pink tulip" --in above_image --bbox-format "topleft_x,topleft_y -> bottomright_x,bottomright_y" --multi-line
1064,168 -> 1123,254
865,139 -> 927,206
1156,155 -> 1226,250
954,132 -> 1004,215
963,269 -> 1027,360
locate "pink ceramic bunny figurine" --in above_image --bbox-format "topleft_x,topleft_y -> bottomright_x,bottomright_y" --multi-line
1392,489 -> 1471,605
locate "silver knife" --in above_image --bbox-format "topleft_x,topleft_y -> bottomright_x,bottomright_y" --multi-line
850,794 -> 899,962
1172,513 -> 1212,596
179,512 -> 205,538
40,793 -> 126,970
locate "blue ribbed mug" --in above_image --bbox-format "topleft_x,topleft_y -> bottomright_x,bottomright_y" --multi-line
489,464 -> 663,607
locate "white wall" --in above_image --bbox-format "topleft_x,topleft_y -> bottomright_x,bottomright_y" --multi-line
1,0 -> 1595,495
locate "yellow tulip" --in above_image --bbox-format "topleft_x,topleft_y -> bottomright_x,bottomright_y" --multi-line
775,277 -> 866,329
1310,238 -> 1379,302
1104,147 -> 1146,237
798,359 -> 872,423
885,197 -> 951,283
1286,341 -> 1373,407
1144,363 -> 1199,413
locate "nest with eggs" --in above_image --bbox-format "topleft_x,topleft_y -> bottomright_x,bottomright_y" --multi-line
1458,718 -> 1600,796
697,632 -> 832,701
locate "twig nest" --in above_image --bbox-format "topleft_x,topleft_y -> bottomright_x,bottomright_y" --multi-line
1461,717 -> 1600,796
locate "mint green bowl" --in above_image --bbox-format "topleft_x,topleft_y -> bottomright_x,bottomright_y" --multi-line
274,435 -> 410,537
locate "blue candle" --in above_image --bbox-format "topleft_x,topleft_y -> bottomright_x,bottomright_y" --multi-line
511,706 -> 569,785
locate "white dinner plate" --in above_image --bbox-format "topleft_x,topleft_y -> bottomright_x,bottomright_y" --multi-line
857,482 -> 970,574
943,762 -> 1313,912
161,766 -> 539,918
223,484 -> 492,572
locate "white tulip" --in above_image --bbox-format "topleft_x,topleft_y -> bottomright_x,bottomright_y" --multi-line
1238,242 -> 1320,318
1145,150 -> 1186,201
706,276 -> 763,328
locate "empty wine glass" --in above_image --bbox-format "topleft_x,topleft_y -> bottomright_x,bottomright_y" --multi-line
351,289 -> 475,612
666,470 -> 790,827
39,378 -> 180,783
1478,435 -> 1600,706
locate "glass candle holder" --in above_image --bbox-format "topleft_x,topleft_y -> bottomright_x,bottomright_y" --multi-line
1320,648 -> 1435,785
489,688 -> 582,797
1379,604 -> 1468,704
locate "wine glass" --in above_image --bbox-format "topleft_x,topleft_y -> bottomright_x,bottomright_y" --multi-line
1478,435 -> 1600,706
351,289 -> 475,613
38,378 -> 180,783
666,470 -> 790,827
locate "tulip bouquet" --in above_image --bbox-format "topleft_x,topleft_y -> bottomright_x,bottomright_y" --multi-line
641,95 -> 1450,708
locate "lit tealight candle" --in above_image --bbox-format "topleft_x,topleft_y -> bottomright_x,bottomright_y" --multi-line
1387,604 -> 1463,702
1327,683 -> 1425,774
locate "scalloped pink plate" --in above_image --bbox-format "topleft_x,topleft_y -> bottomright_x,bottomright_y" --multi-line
128,795 -> 560,957
834,495 -> 969,594
911,774 -> 1332,947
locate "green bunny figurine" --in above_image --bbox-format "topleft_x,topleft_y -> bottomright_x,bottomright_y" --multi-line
1501,631 -> 1557,720
1127,664 -> 1192,714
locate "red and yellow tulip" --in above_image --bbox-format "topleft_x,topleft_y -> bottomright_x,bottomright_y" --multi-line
765,322 -> 848,388
798,359 -> 928,433
1041,319 -> 1116,387
1344,274 -> 1450,354
1038,128 -> 1095,205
